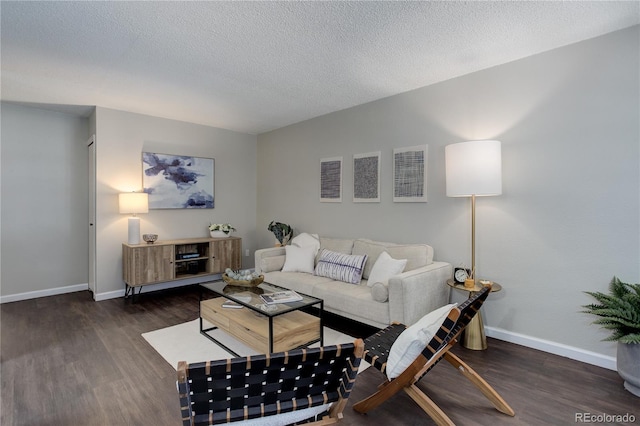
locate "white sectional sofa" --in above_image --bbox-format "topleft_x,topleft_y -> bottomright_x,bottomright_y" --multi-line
254,234 -> 452,329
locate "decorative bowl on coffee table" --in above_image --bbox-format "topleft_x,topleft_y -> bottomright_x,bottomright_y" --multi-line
222,273 -> 264,288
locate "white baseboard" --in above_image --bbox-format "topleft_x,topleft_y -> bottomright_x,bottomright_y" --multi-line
94,289 -> 125,301
1,274 -> 223,303
0,283 -> 89,304
485,326 -> 616,371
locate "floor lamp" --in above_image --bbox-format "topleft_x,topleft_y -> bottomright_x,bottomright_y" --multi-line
445,140 -> 502,276
445,140 -> 502,350
119,192 -> 149,245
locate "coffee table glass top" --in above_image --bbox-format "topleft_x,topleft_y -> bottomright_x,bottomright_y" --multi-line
200,280 -> 322,317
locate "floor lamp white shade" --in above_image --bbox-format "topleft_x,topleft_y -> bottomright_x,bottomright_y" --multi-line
445,140 -> 502,197
445,140 -> 502,276
119,192 -> 149,245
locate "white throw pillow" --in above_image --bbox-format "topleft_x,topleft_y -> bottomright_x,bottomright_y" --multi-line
290,232 -> 321,257
366,251 -> 407,287
385,303 -> 457,380
282,245 -> 316,274
370,282 -> 389,302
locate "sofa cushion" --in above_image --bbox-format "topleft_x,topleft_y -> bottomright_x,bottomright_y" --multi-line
319,237 -> 355,256
312,280 -> 390,324
386,244 -> 433,270
386,303 -> 457,379
263,271 -> 334,296
352,239 -> 394,279
367,251 -> 407,287
352,239 -> 433,275
260,255 -> 286,273
314,249 -> 367,284
370,282 -> 389,302
282,245 -> 315,274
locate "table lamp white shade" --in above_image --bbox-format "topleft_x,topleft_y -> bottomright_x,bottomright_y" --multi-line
445,140 -> 502,197
119,192 -> 149,244
445,140 -> 502,277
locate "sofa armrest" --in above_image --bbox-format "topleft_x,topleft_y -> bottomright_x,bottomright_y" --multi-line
254,247 -> 286,274
387,261 -> 452,326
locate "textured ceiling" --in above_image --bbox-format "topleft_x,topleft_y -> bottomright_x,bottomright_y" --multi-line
1,1 -> 638,134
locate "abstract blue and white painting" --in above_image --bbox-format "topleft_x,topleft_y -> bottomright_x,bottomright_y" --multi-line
142,152 -> 214,209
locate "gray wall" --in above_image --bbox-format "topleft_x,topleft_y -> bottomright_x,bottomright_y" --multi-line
94,107 -> 258,298
1,103 -> 89,297
1,105 -> 258,301
257,27 -> 639,360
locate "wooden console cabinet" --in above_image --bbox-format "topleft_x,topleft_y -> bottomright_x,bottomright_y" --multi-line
122,237 -> 241,296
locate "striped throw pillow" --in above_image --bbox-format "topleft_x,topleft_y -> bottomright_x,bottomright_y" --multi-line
314,249 -> 368,284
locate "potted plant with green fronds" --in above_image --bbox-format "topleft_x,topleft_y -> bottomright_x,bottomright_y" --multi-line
267,221 -> 292,246
582,276 -> 640,397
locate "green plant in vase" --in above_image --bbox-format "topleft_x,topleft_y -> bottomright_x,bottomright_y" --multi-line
582,276 -> 640,397
268,221 -> 292,246
209,223 -> 236,237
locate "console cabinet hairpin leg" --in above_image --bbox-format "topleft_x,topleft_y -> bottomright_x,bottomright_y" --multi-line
124,284 -> 145,304
122,237 -> 241,302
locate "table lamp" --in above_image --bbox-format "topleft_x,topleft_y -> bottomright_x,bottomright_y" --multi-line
445,140 -> 502,279
119,192 -> 149,245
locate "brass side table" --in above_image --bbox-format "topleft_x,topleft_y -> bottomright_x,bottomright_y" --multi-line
446,279 -> 502,350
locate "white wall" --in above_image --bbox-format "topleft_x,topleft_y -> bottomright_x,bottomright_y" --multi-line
94,107 -> 257,298
1,103 -> 89,298
257,27 -> 639,362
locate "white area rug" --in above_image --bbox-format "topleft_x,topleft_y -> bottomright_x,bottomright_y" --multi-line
142,319 -> 369,373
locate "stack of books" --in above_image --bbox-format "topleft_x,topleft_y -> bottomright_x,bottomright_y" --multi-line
260,290 -> 303,305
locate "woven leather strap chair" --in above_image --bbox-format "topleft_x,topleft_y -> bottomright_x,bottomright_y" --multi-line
177,339 -> 364,426
352,285 -> 514,426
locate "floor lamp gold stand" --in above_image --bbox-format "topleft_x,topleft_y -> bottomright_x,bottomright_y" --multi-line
446,140 -> 502,350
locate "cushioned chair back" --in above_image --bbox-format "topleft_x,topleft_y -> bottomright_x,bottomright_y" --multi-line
351,284 -> 514,423
416,285 -> 491,379
177,341 -> 363,426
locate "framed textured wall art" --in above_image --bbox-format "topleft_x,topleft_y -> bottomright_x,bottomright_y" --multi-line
353,151 -> 380,203
393,145 -> 428,202
142,152 -> 214,209
320,157 -> 342,202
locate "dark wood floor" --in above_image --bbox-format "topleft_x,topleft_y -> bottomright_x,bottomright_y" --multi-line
1,287 -> 638,426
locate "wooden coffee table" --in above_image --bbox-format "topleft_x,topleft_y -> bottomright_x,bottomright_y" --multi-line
199,281 -> 323,355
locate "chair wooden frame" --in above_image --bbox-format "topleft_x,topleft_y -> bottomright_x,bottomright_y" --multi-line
177,339 -> 364,426
352,285 -> 514,425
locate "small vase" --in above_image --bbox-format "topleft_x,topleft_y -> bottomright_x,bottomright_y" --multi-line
618,342 -> 640,397
210,230 -> 229,238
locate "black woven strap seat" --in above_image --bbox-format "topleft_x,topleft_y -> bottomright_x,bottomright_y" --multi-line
362,323 -> 406,374
353,285 -> 515,426
177,339 -> 364,426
